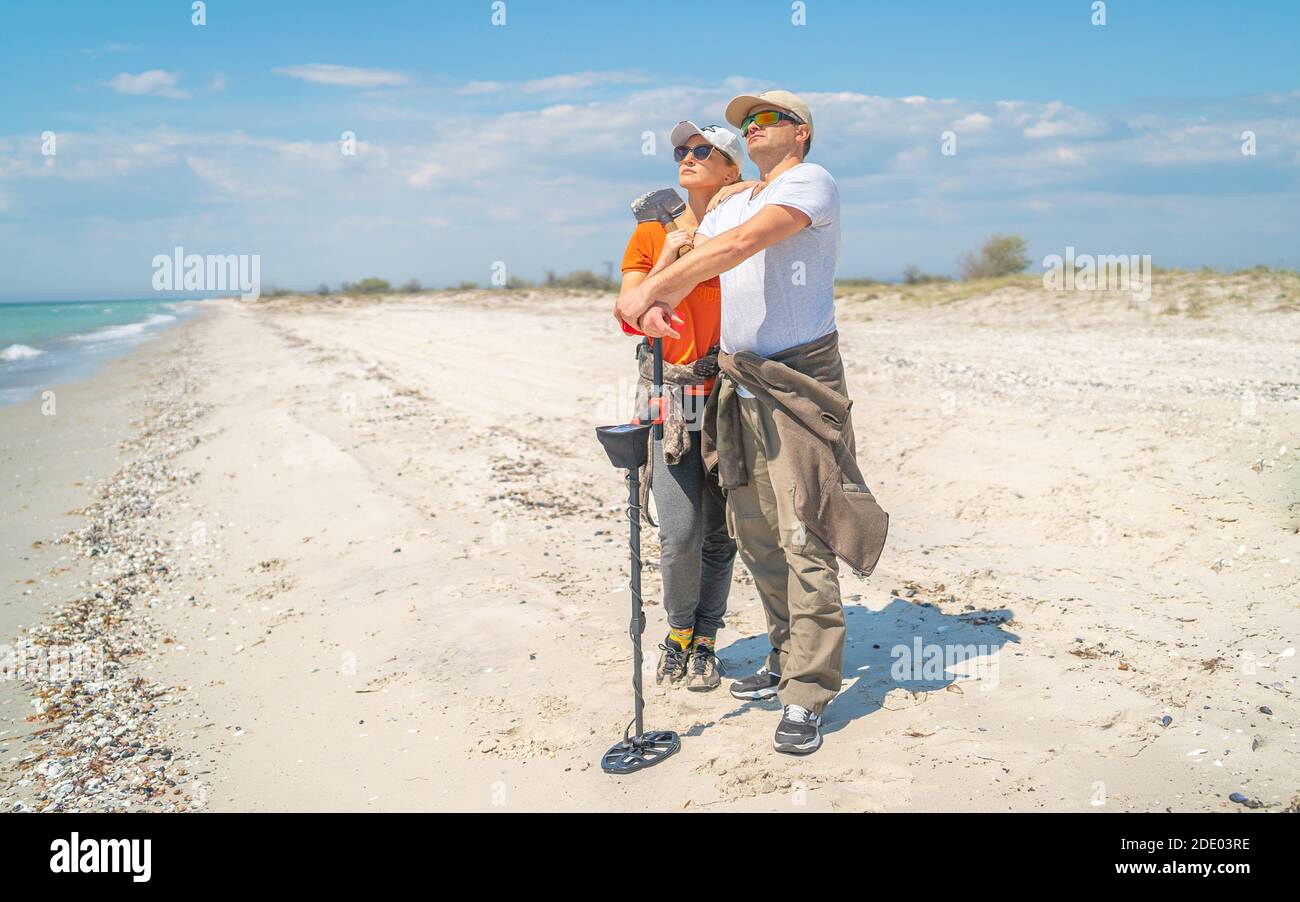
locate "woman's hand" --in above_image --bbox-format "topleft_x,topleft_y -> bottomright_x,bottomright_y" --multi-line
706,180 -> 756,213
651,229 -> 694,272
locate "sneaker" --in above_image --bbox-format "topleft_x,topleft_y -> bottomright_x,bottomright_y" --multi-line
729,666 -> 780,701
773,705 -> 822,755
655,639 -> 689,686
685,642 -> 722,692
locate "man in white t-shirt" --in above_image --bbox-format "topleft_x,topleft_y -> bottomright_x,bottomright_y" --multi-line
617,90 -> 870,756
694,127 -> 839,364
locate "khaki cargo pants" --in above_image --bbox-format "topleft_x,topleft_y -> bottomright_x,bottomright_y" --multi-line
725,394 -> 844,715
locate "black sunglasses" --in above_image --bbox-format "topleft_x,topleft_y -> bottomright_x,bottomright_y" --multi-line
673,144 -> 731,165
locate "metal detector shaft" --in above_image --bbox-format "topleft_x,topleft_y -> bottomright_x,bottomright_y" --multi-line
592,329 -> 680,774
652,338 -> 664,441
630,338 -> 661,738
626,465 -> 646,739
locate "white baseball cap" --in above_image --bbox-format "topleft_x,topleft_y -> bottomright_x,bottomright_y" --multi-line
725,90 -> 813,147
669,120 -> 745,165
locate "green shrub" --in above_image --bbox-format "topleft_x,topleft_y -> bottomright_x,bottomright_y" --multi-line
959,234 -> 1030,280
835,277 -> 881,288
544,269 -> 607,289
902,264 -> 950,285
341,277 -> 392,294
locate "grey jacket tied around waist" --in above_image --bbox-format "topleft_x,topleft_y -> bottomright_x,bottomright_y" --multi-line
634,341 -> 718,523
701,329 -> 889,576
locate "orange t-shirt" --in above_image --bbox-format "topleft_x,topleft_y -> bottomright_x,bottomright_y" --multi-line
620,221 -> 721,395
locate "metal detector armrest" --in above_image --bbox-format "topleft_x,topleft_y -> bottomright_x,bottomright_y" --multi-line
595,423 -> 651,471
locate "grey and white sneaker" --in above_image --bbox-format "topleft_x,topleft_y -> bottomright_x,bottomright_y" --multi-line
729,666 -> 780,700
773,705 -> 822,755
655,640 -> 689,686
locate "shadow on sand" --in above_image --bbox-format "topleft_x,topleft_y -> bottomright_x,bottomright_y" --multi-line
682,597 -> 1020,738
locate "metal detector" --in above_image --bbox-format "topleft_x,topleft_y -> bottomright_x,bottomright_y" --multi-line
594,337 -> 681,774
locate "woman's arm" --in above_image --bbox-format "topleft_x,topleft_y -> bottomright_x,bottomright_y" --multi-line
705,180 -> 757,213
648,229 -> 693,275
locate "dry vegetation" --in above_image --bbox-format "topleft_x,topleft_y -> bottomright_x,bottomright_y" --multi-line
834,267 -> 1300,317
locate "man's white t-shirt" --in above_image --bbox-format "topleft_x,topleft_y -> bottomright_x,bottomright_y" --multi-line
696,162 -> 840,360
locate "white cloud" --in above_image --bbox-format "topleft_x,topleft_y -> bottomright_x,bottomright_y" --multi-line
77,42 -> 142,58
458,80 -> 505,95
108,70 -> 189,99
456,70 -> 648,97
183,155 -> 265,198
1023,101 -> 1112,139
953,112 -> 992,132
4,81 -> 1297,291
408,162 -> 445,188
892,145 -> 933,173
273,64 -> 410,88
10,87 -> 1298,206
522,71 -> 647,93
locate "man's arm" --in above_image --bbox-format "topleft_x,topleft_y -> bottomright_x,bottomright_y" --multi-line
611,228 -> 696,331
615,204 -> 812,336
612,270 -> 647,328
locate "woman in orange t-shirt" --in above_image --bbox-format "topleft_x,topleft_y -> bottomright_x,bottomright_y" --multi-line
617,121 -> 744,692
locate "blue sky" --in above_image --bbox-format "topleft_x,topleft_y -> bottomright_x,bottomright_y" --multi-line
0,0 -> 1297,300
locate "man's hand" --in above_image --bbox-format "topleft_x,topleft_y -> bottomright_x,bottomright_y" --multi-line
617,279 -> 687,330
637,302 -> 682,340
615,281 -> 650,327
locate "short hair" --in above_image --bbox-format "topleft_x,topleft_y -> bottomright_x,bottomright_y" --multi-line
790,118 -> 811,158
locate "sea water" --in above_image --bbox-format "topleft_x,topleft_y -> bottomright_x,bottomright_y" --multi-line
0,299 -> 201,406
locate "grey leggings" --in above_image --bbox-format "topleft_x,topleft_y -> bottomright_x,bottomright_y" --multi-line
652,429 -> 737,638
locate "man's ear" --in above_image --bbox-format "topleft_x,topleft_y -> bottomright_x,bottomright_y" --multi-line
793,124 -> 812,158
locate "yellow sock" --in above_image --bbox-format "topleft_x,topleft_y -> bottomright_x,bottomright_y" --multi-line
668,626 -> 694,651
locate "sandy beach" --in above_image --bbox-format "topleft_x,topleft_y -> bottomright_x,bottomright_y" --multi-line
3,271 -> 1298,812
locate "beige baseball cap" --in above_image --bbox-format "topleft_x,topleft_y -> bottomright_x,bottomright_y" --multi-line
725,90 -> 813,144
669,120 -> 745,165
